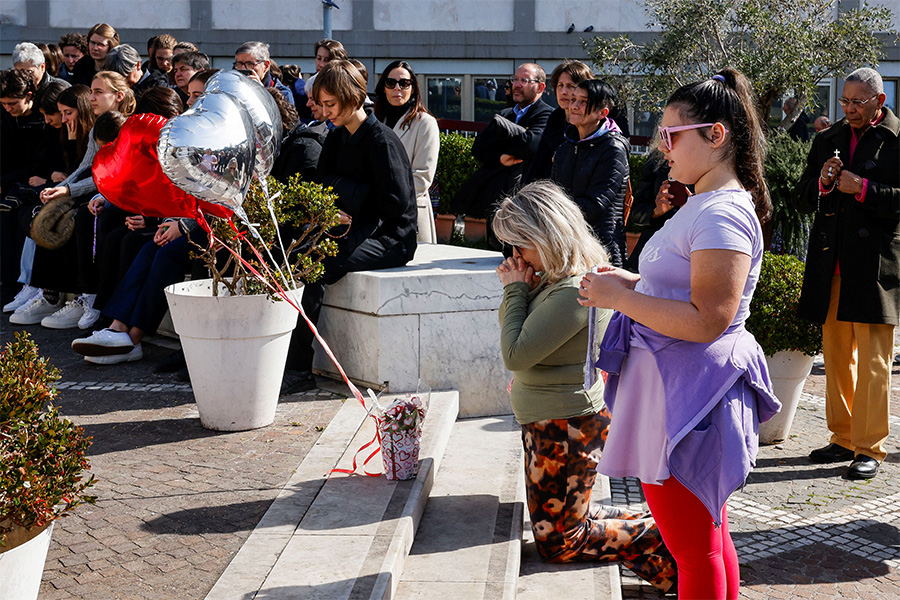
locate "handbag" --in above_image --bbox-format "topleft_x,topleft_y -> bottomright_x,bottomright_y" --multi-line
31,197 -> 77,249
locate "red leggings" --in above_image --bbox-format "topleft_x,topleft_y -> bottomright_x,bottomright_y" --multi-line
642,477 -> 739,600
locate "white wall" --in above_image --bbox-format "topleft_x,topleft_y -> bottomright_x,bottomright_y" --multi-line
49,0 -> 191,29
373,0 -> 514,32
0,0 -> 26,26
211,0 -> 353,31
534,0 -> 651,33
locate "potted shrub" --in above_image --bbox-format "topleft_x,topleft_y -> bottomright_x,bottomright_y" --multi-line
746,251 -> 823,444
764,130 -> 814,257
165,174 -> 340,431
624,152 -> 650,255
1,332 -> 96,600
434,132 -> 480,243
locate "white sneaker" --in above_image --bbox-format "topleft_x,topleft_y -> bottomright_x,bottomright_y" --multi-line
76,294 -> 100,329
3,285 -> 42,313
71,328 -> 134,356
9,295 -> 64,325
41,299 -> 86,329
84,343 -> 143,365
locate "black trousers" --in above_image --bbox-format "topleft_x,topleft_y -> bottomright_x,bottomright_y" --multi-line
285,237 -> 410,372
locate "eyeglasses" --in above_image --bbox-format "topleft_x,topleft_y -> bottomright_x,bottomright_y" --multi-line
384,78 -> 412,90
838,95 -> 877,108
233,60 -> 261,70
510,77 -> 540,85
657,123 -> 728,151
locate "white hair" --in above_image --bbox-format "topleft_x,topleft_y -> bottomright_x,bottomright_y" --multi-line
13,42 -> 44,67
845,68 -> 884,96
235,41 -> 270,63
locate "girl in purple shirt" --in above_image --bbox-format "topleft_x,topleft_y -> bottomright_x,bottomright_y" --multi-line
578,68 -> 778,599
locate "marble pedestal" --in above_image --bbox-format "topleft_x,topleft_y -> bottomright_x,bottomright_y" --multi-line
313,243 -> 512,417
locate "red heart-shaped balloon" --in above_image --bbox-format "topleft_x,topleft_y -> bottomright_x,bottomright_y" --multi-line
93,113 -> 232,220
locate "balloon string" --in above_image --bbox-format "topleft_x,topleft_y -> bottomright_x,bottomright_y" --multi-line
228,208 -> 293,293
259,179 -> 297,290
205,229 -> 382,477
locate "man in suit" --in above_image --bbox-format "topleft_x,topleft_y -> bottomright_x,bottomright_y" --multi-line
454,63 -> 553,245
797,68 -> 900,480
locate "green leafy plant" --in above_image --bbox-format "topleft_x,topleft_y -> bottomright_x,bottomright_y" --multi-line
435,132 -> 479,215
765,130 -> 814,257
746,252 -> 822,356
193,174 -> 341,297
1,332 -> 96,547
583,0 -> 896,123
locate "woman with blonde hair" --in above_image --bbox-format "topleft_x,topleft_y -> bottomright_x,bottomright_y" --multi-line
493,180 -> 676,593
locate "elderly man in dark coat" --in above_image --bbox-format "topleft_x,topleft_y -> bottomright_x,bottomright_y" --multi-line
795,67 -> 900,480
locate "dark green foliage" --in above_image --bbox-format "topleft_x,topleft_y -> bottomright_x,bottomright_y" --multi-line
628,153 -> 649,185
435,132 -> 479,215
765,130 -> 814,257
1,332 -> 96,546
583,0 -> 896,121
193,174 -> 341,297
746,252 -> 822,356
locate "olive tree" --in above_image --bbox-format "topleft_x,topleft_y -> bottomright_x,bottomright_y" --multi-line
584,0 -> 897,129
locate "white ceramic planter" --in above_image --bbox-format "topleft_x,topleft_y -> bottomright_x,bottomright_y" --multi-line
165,279 -> 302,431
0,523 -> 53,600
758,350 -> 815,445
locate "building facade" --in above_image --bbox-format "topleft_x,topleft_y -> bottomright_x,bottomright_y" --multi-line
2,0 -> 898,137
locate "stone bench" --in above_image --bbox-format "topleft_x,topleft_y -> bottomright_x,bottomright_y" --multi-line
313,243 -> 512,418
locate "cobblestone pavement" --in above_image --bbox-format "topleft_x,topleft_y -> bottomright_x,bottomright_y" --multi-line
1,320 -> 346,600
614,357 -> 900,599
7,315 -> 900,599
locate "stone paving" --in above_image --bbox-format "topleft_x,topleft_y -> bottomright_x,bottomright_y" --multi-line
5,315 -> 900,599
615,357 -> 900,599
1,321 -> 345,600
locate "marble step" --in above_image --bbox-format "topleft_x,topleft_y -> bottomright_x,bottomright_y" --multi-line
516,474 -> 622,600
205,390 -> 459,600
395,415 -> 525,600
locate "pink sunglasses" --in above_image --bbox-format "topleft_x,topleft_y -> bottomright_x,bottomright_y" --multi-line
657,123 -> 728,151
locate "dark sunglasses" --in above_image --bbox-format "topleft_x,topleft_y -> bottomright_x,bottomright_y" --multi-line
384,78 -> 413,90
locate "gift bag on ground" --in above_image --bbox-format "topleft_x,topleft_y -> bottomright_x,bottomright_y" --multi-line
371,383 -> 430,480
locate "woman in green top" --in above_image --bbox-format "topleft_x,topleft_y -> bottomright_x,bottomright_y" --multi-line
493,181 -> 676,593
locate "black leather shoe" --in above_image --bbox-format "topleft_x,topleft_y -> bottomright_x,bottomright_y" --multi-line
154,349 -> 186,373
281,369 -> 316,395
847,455 -> 880,480
809,443 -> 855,464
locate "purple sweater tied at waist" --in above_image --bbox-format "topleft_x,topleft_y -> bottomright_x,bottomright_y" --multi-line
596,311 -> 781,525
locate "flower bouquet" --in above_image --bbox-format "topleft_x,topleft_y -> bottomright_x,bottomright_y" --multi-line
372,384 -> 430,481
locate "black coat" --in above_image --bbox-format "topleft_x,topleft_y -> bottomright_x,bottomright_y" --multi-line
523,107 -> 567,184
796,108 -> 900,325
317,110 -> 417,260
71,55 -> 98,87
551,123 -> 631,267
625,150 -> 680,273
132,70 -> 171,101
271,121 -> 328,184
452,99 -> 553,217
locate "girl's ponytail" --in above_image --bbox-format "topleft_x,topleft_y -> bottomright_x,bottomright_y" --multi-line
667,67 -> 771,223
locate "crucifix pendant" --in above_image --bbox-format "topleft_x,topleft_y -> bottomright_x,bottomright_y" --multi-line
834,149 -> 841,161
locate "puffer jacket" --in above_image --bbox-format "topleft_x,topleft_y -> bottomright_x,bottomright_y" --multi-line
551,122 -> 630,266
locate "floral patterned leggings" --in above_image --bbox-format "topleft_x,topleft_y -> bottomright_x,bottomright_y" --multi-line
521,409 -> 677,593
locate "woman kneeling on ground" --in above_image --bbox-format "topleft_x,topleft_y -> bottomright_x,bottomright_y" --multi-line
493,180 -> 676,594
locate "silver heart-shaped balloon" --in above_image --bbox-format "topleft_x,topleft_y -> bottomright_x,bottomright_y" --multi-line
204,70 -> 282,182
157,91 -> 256,212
